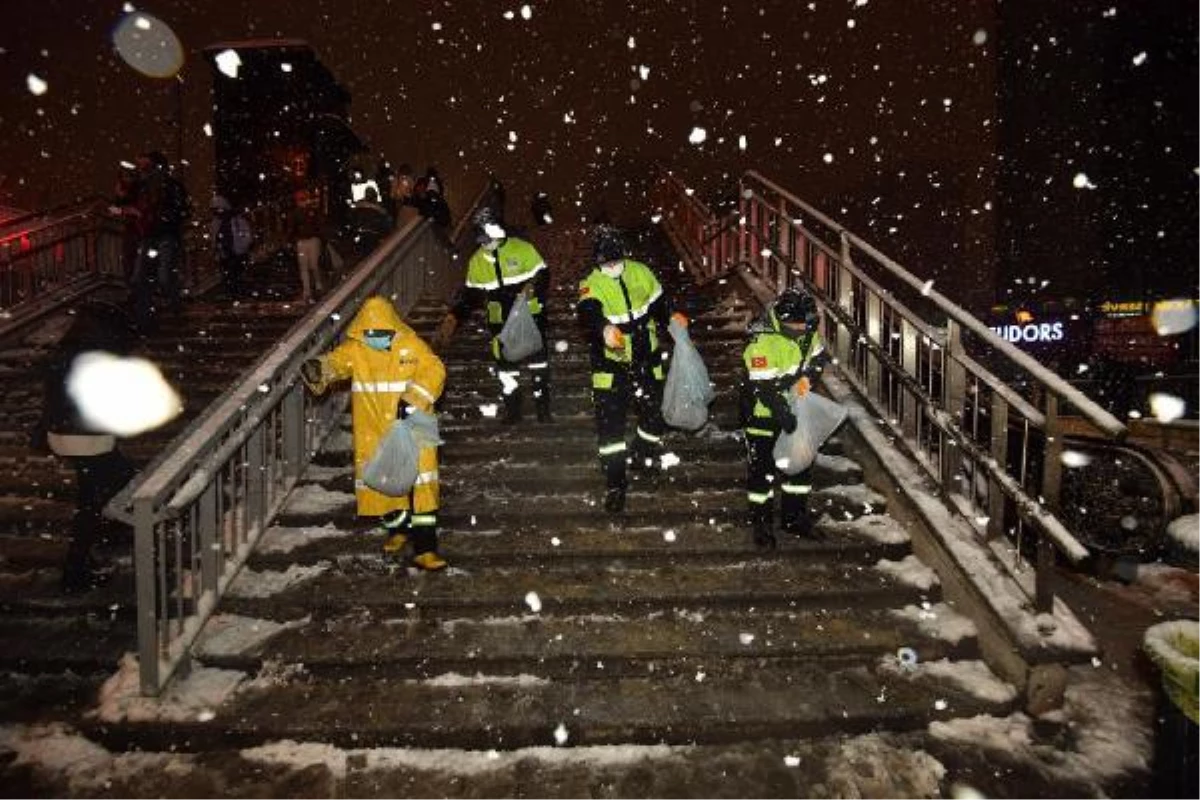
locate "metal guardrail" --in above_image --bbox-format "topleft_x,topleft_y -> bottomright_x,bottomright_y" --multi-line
654,169 -> 1130,613
106,180 -> 493,696
0,198 -> 222,339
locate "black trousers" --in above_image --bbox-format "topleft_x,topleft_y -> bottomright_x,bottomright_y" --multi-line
592,363 -> 666,489
65,449 -> 136,581
744,432 -> 813,529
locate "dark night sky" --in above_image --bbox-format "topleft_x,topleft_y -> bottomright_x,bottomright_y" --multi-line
2,0 -> 1196,311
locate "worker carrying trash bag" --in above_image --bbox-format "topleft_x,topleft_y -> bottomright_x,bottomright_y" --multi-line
301,295 -> 449,571
577,226 -> 686,514
432,208 -> 553,423
739,287 -> 831,550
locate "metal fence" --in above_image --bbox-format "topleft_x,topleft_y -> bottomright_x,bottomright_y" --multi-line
654,169 -> 1129,612
105,179 -> 490,696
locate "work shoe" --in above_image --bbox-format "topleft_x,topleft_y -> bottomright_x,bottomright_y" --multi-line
381,532 -> 408,554
604,486 -> 626,514
411,551 -> 448,572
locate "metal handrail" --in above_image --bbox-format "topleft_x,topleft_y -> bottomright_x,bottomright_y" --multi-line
654,169 -> 1131,613
107,179 -> 497,695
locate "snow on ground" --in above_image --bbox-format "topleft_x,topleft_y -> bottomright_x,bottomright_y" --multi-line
928,665 -> 1153,795
422,671 -> 551,687
92,654 -> 246,724
282,483 -> 355,516
225,562 -> 329,599
875,554 -> 940,591
905,658 -> 1019,705
822,512 -> 911,544
824,733 -> 946,798
256,521 -> 354,554
890,601 -> 979,645
194,613 -> 308,658
1166,514 -> 1198,553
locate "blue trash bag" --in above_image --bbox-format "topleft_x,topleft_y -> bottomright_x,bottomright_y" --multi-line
661,319 -> 716,431
496,294 -> 543,362
772,390 -> 848,474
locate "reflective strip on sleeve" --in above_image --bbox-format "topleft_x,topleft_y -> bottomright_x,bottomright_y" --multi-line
598,441 -> 627,456
636,427 -> 662,444
780,483 -> 812,495
745,427 -> 775,437
352,380 -> 411,392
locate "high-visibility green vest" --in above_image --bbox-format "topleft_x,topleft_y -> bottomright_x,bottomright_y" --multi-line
578,260 -> 663,365
743,314 -> 825,423
466,238 -> 546,323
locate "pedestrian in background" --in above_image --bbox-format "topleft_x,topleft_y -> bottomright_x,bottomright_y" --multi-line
32,302 -> 139,593
290,187 -> 325,303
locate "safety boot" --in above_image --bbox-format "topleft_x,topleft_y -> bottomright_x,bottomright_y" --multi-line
502,391 -> 523,424
381,532 -> 408,554
412,551 -> 448,572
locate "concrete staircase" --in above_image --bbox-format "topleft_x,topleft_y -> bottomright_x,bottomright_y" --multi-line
0,224 -> 1049,796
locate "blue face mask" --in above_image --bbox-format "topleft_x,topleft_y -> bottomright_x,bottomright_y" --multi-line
363,333 -> 393,351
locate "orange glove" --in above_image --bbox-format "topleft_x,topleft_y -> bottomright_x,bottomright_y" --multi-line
671,311 -> 689,328
794,376 -> 811,396
603,325 -> 625,349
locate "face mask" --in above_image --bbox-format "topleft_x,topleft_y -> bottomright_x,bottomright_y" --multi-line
363,333 -> 393,351
600,260 -> 625,278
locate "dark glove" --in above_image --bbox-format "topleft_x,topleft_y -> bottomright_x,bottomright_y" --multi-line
778,408 -> 798,434
300,358 -> 323,390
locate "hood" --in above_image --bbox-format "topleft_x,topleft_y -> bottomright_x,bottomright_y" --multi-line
346,296 -> 406,341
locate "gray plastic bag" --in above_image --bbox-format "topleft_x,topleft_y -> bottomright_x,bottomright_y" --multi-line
362,410 -> 442,496
772,390 -> 847,474
496,294 -> 543,362
661,319 -> 715,431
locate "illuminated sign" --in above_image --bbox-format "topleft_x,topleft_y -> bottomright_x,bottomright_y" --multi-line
989,321 -> 1066,344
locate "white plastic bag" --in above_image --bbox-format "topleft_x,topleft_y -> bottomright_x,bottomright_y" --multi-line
362,410 -> 442,496
496,294 -> 543,362
772,390 -> 847,474
661,319 -> 715,431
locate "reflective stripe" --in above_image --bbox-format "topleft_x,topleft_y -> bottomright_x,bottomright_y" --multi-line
748,491 -> 773,504
352,380 -> 410,392
780,484 -> 812,495
414,470 -> 439,485
382,510 -> 410,529
592,372 -> 614,390
603,284 -> 663,324
466,256 -> 546,289
526,361 -> 549,370
411,383 -> 436,404
410,514 -> 438,526
652,363 -> 664,380
636,427 -> 662,443
748,362 -> 799,381
598,441 -> 627,456
745,427 -> 775,437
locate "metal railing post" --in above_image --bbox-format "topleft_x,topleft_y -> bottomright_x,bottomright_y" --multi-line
134,498 -> 161,696
941,320 -> 967,494
988,392 -> 1010,541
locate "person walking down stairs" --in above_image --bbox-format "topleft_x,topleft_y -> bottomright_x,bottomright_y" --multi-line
577,226 -> 686,514
740,287 -> 830,549
301,296 -> 449,571
433,208 -> 554,423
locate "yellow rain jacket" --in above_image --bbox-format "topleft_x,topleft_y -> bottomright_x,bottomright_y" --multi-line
308,296 -> 446,517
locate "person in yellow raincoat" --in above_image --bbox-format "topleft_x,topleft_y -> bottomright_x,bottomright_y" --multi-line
301,295 -> 449,571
